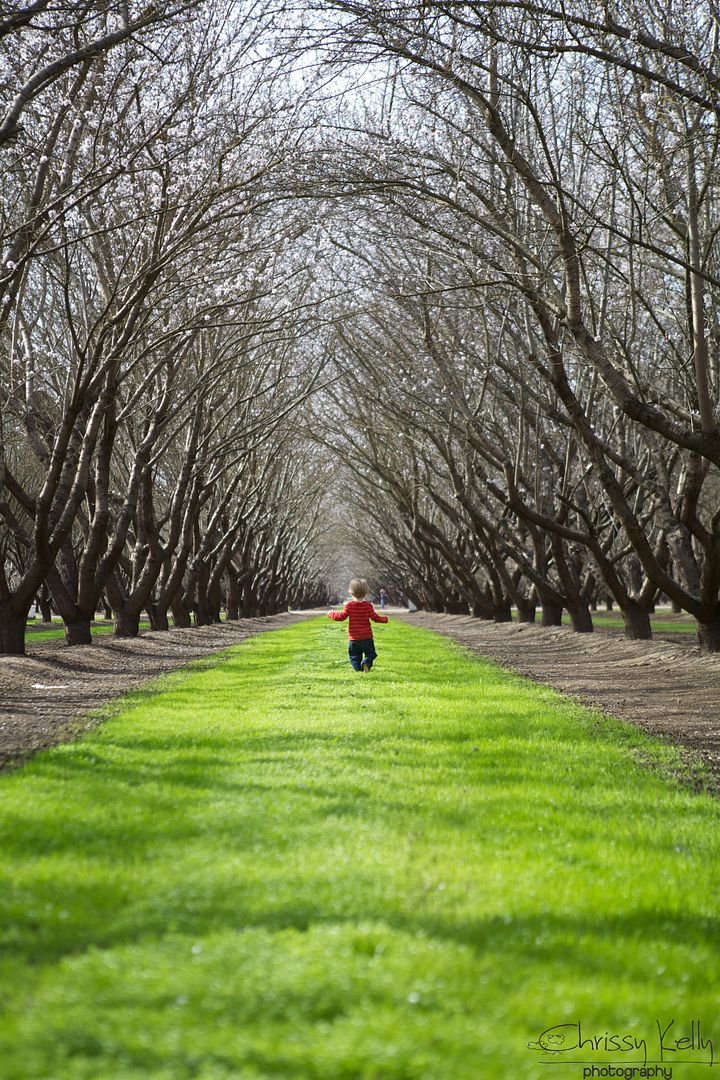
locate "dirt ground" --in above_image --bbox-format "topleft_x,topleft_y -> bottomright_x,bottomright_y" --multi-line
404,612 -> 720,791
0,613 -> 309,770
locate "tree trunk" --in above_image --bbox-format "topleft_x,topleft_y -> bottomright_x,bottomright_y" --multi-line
516,599 -> 536,623
148,605 -> 169,631
39,585 -> 53,622
0,606 -> 27,655
145,604 -> 159,630
671,599 -> 682,614
620,604 -> 652,641
242,580 -> 258,617
493,599 -> 512,623
605,598 -> 613,612
64,618 -> 92,646
195,585 -> 220,624
567,602 -> 593,633
114,609 -> 140,638
698,614 -> 720,654
171,593 -> 192,628
200,578 -> 223,624
541,600 -> 563,627
227,576 -> 240,620
44,567 -> 96,648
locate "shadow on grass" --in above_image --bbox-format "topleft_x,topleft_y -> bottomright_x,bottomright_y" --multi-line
2,714 -> 718,981
4,853 -> 718,993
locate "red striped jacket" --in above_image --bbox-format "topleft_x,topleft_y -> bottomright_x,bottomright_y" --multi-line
327,599 -> 388,640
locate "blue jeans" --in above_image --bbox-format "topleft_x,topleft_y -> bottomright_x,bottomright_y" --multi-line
348,638 -> 377,671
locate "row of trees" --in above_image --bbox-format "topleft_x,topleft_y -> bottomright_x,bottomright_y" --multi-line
0,1 -> 331,654
309,0 -> 720,651
6,1 -> 720,655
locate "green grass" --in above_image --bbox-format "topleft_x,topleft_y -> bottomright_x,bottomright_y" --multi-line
558,612 -> 697,634
0,618 -> 718,1080
26,620 -> 151,643
25,611 -> 698,643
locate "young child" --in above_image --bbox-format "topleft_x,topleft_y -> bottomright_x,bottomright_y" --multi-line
328,578 -> 389,672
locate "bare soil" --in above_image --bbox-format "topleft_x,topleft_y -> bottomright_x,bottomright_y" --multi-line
0,614 -> 310,770
404,612 -> 720,792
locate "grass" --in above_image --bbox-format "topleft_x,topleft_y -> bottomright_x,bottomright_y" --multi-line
558,612 -> 697,634
26,610 -> 698,644
0,618 -> 718,1079
26,620 -> 151,643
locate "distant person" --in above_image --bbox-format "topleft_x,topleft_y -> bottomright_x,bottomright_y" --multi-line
379,588 -> 388,611
328,577 -> 388,672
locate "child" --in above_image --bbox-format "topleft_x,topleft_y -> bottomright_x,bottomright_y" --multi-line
328,578 -> 389,672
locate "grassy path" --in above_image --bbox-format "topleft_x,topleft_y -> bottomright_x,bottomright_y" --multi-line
1,618 -> 719,1079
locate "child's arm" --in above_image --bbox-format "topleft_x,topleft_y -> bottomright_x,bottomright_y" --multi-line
327,605 -> 348,621
368,606 -> 388,624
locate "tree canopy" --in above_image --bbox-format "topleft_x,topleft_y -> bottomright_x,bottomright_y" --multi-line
3,0 -> 720,652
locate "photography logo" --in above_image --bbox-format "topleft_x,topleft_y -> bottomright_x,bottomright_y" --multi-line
527,1019 -> 715,1079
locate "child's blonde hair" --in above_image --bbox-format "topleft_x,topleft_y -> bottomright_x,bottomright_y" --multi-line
349,577 -> 369,599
